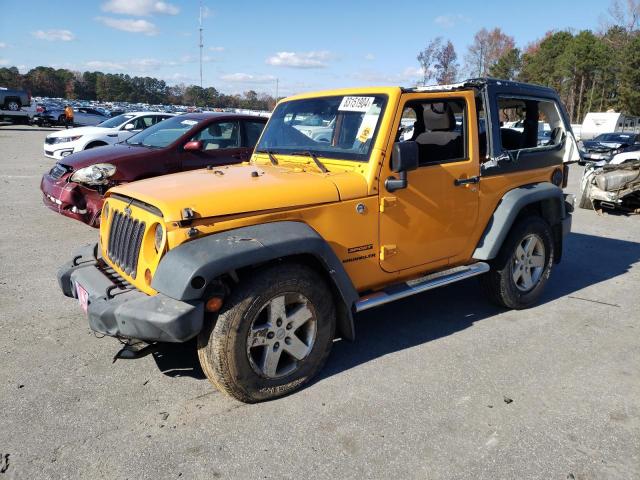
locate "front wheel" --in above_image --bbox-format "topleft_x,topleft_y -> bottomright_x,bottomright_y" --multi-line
481,216 -> 554,309
197,263 -> 336,403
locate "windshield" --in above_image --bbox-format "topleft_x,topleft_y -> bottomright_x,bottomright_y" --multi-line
256,95 -> 387,161
126,116 -> 201,148
98,113 -> 136,129
594,133 -> 635,142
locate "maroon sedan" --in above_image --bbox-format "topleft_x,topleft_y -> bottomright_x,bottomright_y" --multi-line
40,113 -> 267,227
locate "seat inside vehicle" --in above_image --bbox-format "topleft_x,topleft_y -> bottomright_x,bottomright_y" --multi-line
413,102 -> 464,164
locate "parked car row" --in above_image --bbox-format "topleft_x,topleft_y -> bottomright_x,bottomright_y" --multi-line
43,111 -> 174,160
40,112 -> 267,226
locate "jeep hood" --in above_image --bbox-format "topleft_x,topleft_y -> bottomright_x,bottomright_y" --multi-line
107,163 -> 367,222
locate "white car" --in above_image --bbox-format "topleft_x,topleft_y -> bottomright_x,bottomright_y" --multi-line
43,111 -> 174,160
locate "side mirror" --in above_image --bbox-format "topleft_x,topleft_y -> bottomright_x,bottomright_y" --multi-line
184,140 -> 203,152
123,123 -> 135,130
386,141 -> 419,192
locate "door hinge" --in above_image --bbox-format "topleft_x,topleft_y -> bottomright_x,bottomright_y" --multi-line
380,196 -> 397,213
380,244 -> 397,261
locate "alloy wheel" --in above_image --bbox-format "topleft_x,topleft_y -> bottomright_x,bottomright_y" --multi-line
246,293 -> 317,379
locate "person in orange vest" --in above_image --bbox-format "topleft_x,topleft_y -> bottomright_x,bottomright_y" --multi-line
64,104 -> 74,129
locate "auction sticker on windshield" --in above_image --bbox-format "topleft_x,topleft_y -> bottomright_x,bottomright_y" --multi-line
339,96 -> 375,112
181,120 -> 198,126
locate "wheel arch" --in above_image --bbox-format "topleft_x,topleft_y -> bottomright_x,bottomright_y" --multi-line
152,221 -> 359,340
3,96 -> 21,107
84,140 -> 109,149
473,182 -> 567,263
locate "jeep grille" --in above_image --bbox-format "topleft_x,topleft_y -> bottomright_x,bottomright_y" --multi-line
106,210 -> 145,278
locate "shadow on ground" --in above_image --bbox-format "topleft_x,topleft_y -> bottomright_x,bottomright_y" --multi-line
151,232 -> 640,383
0,127 -> 61,132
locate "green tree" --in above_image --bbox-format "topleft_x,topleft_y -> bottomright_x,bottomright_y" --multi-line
618,33 -> 640,114
489,48 -> 522,80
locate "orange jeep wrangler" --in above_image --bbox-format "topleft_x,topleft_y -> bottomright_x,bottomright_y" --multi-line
58,79 -> 579,402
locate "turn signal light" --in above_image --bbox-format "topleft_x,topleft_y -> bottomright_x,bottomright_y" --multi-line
205,297 -> 224,313
144,268 -> 152,285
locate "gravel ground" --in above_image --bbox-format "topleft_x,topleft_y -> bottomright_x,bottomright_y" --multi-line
0,125 -> 638,480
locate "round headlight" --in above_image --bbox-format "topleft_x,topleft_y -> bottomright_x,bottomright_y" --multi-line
154,224 -> 164,252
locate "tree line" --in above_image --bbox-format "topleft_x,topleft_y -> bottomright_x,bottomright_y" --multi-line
0,66 -> 276,111
416,0 -> 640,122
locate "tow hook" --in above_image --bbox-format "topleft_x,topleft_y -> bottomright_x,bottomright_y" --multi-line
113,341 -> 159,362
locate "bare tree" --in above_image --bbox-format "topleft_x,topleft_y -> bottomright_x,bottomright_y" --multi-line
417,37 -> 459,85
434,41 -> 459,84
417,37 -> 442,85
608,0 -> 640,31
464,28 -> 515,77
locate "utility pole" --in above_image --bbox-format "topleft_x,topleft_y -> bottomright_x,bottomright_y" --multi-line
199,0 -> 203,89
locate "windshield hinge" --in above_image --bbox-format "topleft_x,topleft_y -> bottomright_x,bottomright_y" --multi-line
379,196 -> 397,213
380,244 -> 397,261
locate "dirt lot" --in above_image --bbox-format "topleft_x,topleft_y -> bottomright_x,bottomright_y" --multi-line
0,125 -> 639,480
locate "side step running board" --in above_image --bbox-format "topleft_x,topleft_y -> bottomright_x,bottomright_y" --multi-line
355,262 -> 490,312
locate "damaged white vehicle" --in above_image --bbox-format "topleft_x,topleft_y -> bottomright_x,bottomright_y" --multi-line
579,159 -> 640,212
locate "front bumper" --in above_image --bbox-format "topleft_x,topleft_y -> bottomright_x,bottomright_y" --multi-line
40,174 -> 104,227
57,243 -> 204,343
43,144 -> 79,160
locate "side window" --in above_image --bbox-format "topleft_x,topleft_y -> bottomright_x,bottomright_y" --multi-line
498,97 -> 565,151
138,116 -> 155,129
244,120 -> 266,147
191,121 -> 240,150
399,98 -> 467,165
154,115 -> 170,124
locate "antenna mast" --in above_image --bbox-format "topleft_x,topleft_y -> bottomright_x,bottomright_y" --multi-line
199,0 -> 203,88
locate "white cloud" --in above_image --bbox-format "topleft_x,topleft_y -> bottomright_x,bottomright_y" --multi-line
266,51 -> 330,69
0,43 -> 6,48
434,14 -> 471,28
209,46 -> 224,52
86,60 -> 126,70
32,29 -> 75,41
221,73 -> 276,83
351,66 -> 424,85
96,17 -> 158,35
364,53 -> 375,61
101,0 -> 179,16
0,58 -> 9,66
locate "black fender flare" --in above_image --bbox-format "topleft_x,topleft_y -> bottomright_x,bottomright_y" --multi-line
473,182 -> 567,261
152,221 -> 359,340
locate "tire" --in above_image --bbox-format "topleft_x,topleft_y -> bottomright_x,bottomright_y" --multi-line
481,216 -> 554,310
4,99 -> 20,111
197,263 -> 336,403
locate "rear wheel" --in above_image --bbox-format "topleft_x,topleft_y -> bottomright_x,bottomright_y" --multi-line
481,216 -> 554,309
4,99 -> 20,111
197,263 -> 336,403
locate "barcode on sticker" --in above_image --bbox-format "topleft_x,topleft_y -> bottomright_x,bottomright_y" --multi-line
338,96 -> 375,112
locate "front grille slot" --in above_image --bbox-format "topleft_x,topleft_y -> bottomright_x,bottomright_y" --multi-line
107,210 -> 146,278
50,163 -> 70,179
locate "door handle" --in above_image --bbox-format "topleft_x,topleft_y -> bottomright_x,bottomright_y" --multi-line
454,176 -> 480,186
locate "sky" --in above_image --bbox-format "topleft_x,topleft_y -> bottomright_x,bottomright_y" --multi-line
0,0 -> 612,97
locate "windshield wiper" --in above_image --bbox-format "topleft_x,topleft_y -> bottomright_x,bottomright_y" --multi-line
290,150 -> 329,173
255,149 -> 279,165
